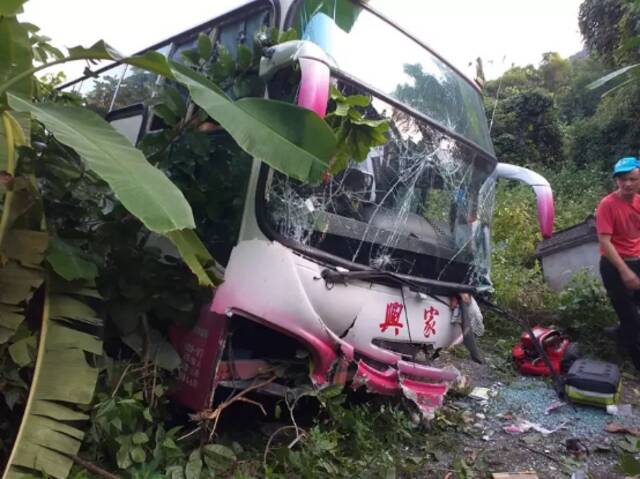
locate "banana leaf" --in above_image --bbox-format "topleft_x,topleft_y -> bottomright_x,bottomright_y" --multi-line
170,62 -> 336,183
2,282 -> 102,479
7,94 -> 196,235
0,228 -> 47,344
587,63 -> 640,91
167,229 -> 222,287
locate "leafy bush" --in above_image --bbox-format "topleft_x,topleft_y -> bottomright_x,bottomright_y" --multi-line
489,182 -> 550,325
487,165 -> 611,338
555,272 -> 617,343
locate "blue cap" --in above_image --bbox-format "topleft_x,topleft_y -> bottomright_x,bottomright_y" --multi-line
613,156 -> 640,177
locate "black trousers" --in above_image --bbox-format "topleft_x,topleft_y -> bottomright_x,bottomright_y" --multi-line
600,256 -> 640,369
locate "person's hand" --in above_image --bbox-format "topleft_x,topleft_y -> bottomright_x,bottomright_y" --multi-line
622,269 -> 640,290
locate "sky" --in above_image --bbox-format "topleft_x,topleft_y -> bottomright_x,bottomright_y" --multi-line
21,0 -> 585,82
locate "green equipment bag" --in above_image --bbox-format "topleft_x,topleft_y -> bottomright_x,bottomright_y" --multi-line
564,359 -> 621,407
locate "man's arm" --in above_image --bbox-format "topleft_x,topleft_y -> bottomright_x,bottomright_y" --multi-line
599,234 -> 640,289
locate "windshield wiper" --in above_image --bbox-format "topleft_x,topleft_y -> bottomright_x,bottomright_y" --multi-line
320,268 -> 476,295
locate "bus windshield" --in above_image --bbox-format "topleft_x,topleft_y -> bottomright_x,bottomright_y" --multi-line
263,82 -> 496,286
292,0 -> 494,155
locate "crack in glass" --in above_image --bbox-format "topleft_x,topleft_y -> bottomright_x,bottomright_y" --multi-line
264,87 -> 496,287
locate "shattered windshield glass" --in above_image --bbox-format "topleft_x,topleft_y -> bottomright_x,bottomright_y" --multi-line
293,0 -> 494,155
263,83 -> 497,286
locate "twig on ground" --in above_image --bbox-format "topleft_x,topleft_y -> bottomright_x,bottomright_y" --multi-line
262,425 -> 308,470
150,360 -> 158,408
111,362 -> 132,398
177,425 -> 202,442
71,455 -> 121,479
285,391 -> 302,441
190,376 -> 276,439
519,443 -> 563,464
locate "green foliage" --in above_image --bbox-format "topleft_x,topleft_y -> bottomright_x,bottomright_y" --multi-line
539,52 -> 573,92
484,36 -> 638,341
0,0 -> 27,17
325,85 -> 389,174
554,272 -> 616,342
4,1 -> 640,477
8,93 -> 197,234
579,0 -> 640,99
180,28 -> 268,100
566,81 -> 640,167
170,61 -> 336,183
489,164 -> 609,327
46,238 -> 98,281
257,395 -> 427,478
579,0 -> 640,66
542,163 -> 609,229
0,10 -> 334,479
3,283 -> 102,479
79,365 -> 432,479
587,62 -> 640,93
487,88 -> 563,166
86,363 -> 186,474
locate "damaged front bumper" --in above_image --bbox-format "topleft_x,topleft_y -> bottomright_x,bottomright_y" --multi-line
172,240 -> 482,418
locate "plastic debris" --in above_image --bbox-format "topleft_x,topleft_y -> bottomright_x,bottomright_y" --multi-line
606,403 -> 633,416
469,386 -> 490,401
503,419 -> 568,435
544,400 -> 567,414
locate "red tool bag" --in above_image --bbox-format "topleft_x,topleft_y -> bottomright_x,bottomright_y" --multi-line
512,326 -> 572,376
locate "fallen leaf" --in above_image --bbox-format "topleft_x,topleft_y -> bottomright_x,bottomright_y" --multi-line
605,422 -> 640,436
592,443 -> 611,452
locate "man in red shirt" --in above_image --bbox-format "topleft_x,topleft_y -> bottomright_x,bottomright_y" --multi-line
597,156 -> 640,369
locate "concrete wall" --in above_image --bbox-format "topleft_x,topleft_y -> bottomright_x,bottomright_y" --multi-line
541,241 -> 601,291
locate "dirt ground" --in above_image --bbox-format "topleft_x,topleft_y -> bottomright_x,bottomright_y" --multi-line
420,344 -> 640,479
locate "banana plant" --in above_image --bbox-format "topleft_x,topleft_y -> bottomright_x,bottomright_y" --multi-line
0,2 -> 337,478
2,282 -> 102,479
1,22 -> 336,288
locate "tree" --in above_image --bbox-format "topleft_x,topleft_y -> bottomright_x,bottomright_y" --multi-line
488,89 -> 563,167
579,0 -> 640,65
539,52 -> 573,91
556,54 -> 608,122
567,81 -> 640,167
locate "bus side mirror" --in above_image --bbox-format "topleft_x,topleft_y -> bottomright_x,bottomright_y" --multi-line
495,163 -> 555,239
259,40 -> 334,117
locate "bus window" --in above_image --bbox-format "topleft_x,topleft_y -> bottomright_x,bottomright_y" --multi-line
60,82 -> 81,94
244,8 -> 270,49
77,64 -> 126,116
171,37 -> 202,63
106,105 -> 145,145
110,66 -> 155,111
217,7 -> 270,57
111,44 -> 172,111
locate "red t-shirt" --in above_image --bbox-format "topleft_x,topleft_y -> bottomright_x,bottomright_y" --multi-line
596,192 -> 640,257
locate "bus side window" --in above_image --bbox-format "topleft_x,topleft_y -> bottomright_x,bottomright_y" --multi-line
244,8 -> 270,49
106,105 -> 145,145
77,64 -> 127,116
217,7 -> 270,56
111,44 -> 172,112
